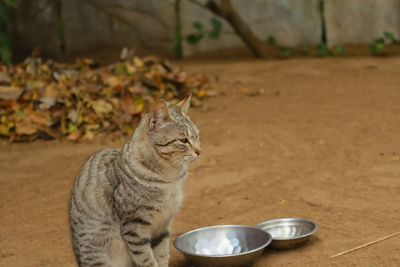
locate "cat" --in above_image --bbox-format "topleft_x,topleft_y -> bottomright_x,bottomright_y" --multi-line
69,95 -> 201,267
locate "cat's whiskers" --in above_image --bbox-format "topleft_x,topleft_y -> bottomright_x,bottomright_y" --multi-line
169,157 -> 185,167
194,118 -> 205,130
174,159 -> 187,176
164,157 -> 186,179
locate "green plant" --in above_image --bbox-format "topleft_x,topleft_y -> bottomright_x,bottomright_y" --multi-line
265,35 -> 293,56
384,31 -> 397,43
186,18 -> 223,45
0,0 -> 16,65
186,22 -> 204,45
172,17 -> 223,57
316,43 -> 333,57
315,43 -> 344,57
208,17 -> 222,39
267,35 -> 276,45
280,46 -> 292,56
335,44 -> 344,54
265,34 -> 343,57
369,38 -> 386,54
370,31 -> 398,55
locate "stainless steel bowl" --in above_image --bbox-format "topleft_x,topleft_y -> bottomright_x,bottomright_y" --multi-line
255,218 -> 318,249
174,225 -> 272,267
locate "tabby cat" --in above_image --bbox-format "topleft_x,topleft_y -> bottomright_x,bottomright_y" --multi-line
69,95 -> 201,267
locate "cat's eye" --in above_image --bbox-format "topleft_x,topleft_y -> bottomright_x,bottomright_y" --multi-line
181,138 -> 189,144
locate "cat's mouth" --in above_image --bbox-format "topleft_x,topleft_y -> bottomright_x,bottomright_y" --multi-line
188,153 -> 200,162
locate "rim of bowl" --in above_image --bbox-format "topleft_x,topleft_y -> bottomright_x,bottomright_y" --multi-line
255,218 -> 319,241
173,225 -> 272,258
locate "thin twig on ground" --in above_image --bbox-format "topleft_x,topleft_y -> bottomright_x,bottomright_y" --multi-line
329,231 -> 400,258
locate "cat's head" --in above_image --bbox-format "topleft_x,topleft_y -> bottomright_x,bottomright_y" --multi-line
147,95 -> 201,165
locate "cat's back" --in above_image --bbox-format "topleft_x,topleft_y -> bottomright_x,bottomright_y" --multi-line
74,147 -> 121,190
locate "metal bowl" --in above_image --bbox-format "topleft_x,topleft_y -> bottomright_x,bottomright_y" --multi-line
255,218 -> 318,249
174,225 -> 272,267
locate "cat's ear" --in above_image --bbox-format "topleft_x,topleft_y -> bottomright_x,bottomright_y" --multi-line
149,100 -> 171,129
175,93 -> 191,115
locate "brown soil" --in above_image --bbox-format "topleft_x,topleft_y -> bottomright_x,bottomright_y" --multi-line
1,57 -> 400,267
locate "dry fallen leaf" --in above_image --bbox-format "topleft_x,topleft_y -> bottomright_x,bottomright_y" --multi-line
104,76 -> 121,87
0,72 -> 11,84
67,130 -> 82,141
28,112 -> 50,126
90,100 -> 113,115
0,124 -> 11,136
197,90 -> 207,98
120,93 -> 135,115
0,86 -> 23,100
133,57 -> 144,67
15,119 -> 37,135
126,64 -> 137,74
83,130 -> 94,141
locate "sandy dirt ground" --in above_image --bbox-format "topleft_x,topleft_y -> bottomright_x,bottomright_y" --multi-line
1,57 -> 400,267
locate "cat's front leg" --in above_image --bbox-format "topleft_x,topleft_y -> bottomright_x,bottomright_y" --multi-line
121,219 -> 158,267
152,231 -> 170,267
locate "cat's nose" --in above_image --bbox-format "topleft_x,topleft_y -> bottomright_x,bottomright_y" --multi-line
195,148 -> 201,156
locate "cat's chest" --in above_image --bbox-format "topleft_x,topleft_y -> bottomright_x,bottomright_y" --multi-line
161,183 -> 184,214
151,183 -> 184,230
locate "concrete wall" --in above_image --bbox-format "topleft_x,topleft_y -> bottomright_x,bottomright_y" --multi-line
11,0 -> 176,57
181,0 -> 321,56
325,0 -> 400,46
63,0 -> 176,54
10,0 -> 61,57
9,0 -> 400,58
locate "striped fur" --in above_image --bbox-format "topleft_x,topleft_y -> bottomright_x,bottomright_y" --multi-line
69,96 -> 200,267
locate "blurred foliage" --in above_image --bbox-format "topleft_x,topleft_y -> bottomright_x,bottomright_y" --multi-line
335,44 -> 344,54
316,43 -> 344,57
266,35 -> 344,57
0,51 -> 216,142
0,0 -> 16,65
266,35 -> 293,57
280,47 -> 292,56
370,31 -> 398,55
186,31 -> 204,45
266,35 -> 276,45
208,18 -> 222,39
370,38 -> 386,54
316,43 -> 332,56
173,17 -> 223,56
186,18 -> 223,44
384,31 -> 397,43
